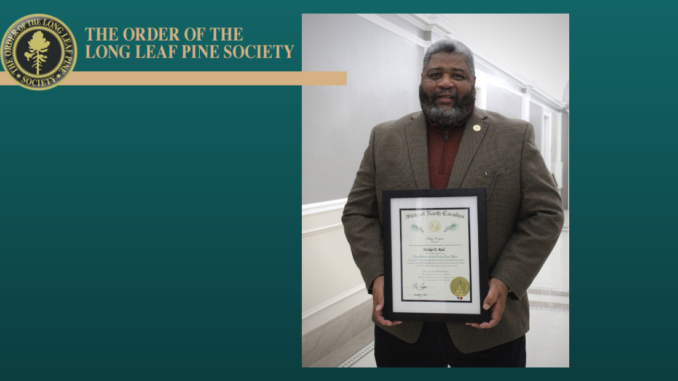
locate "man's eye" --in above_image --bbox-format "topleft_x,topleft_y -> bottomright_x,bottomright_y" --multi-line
454,75 -> 464,79
429,73 -> 440,79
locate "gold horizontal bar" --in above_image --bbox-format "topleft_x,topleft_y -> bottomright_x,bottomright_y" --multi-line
0,71 -> 347,86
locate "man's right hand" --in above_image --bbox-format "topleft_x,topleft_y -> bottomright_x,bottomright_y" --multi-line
372,275 -> 402,326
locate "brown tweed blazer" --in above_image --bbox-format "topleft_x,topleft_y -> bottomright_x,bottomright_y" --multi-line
342,108 -> 564,354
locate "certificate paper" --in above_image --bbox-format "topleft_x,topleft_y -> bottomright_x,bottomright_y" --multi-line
383,189 -> 489,322
400,208 -> 471,302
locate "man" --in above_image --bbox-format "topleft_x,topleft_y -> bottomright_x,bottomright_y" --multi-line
342,39 -> 564,367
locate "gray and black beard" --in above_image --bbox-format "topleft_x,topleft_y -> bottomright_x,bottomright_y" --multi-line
419,85 -> 476,127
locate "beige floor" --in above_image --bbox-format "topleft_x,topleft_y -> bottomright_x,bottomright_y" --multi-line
340,211 -> 570,368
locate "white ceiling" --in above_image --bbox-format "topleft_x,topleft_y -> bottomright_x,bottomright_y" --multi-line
441,14 -> 569,101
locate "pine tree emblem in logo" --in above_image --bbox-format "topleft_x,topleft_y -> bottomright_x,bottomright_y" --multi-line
25,31 -> 50,75
1,14 -> 77,90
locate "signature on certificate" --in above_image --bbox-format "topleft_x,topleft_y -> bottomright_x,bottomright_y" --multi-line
412,282 -> 427,290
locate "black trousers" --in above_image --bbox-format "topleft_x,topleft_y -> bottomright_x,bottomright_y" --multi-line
374,322 -> 526,367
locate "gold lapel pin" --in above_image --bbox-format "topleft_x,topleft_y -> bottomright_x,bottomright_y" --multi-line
473,125 -> 481,131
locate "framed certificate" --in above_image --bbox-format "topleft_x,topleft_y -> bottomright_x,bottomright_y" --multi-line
383,188 -> 490,323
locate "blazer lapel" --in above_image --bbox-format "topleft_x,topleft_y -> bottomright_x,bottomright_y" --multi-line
447,108 -> 490,189
404,112 -> 430,190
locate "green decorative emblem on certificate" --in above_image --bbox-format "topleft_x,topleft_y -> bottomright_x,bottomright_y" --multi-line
450,277 -> 470,297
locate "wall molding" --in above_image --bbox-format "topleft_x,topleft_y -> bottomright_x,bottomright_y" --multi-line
302,283 -> 366,321
521,90 -> 531,122
359,14 -> 567,113
302,222 -> 343,238
542,111 -> 553,172
302,198 -> 347,216
357,14 -> 430,48
529,95 -> 553,114
395,14 -> 431,31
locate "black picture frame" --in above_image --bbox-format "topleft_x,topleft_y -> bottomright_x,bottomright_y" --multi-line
383,188 -> 490,323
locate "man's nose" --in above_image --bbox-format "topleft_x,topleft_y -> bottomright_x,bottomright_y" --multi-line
438,75 -> 455,89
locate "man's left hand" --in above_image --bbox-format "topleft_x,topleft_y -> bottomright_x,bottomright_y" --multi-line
466,278 -> 509,329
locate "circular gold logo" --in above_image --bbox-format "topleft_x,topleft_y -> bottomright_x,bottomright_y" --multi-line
450,277 -> 470,297
1,14 -> 77,90
428,220 -> 441,232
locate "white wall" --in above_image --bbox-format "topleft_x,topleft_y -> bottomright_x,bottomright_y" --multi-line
302,203 -> 370,336
302,14 -> 424,205
441,14 -> 569,101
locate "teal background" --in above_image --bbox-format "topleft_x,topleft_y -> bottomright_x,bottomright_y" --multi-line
0,0 -> 673,379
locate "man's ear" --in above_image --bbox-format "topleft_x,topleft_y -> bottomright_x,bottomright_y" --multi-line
473,76 -> 476,85
421,72 -> 424,82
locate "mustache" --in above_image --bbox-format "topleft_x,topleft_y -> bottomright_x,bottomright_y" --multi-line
433,90 -> 459,102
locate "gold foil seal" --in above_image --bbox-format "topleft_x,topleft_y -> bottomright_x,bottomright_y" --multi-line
450,277 -> 470,297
